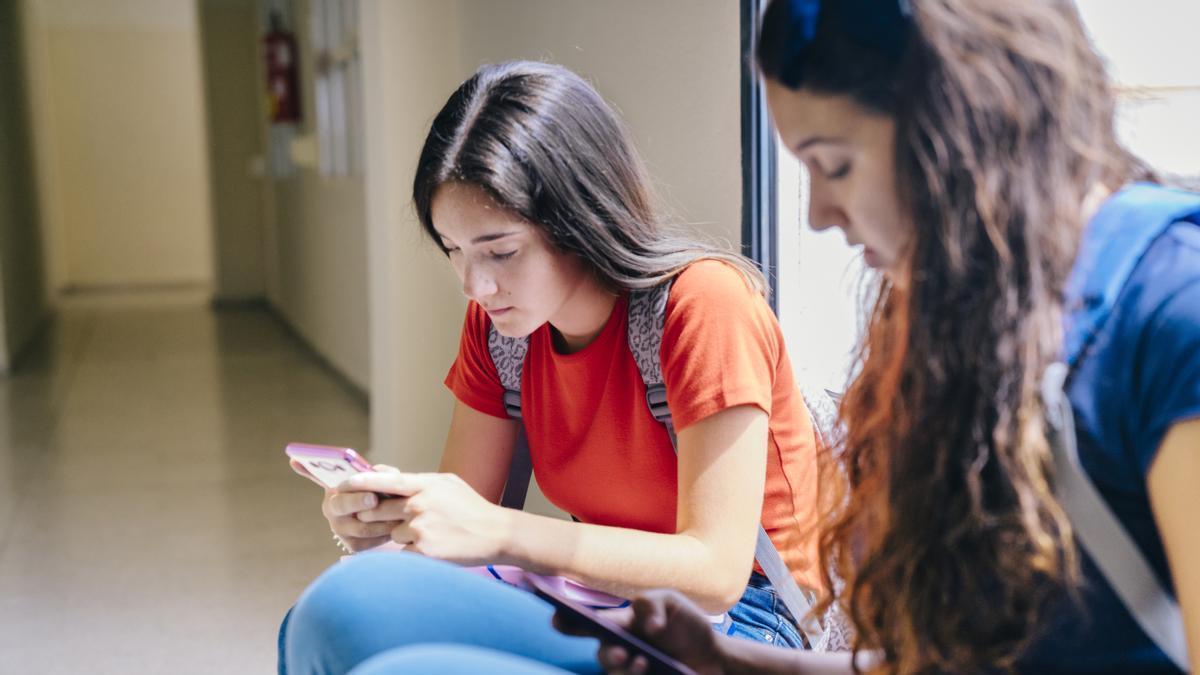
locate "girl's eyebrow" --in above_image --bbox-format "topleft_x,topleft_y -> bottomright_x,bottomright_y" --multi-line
794,135 -> 848,153
432,230 -> 521,245
470,232 -> 519,244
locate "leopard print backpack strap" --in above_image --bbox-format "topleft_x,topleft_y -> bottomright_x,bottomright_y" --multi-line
626,281 -> 674,434
487,324 -> 532,508
487,324 -> 529,419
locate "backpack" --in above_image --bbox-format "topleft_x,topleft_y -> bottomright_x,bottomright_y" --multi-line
487,280 -> 836,648
1043,182 -> 1200,671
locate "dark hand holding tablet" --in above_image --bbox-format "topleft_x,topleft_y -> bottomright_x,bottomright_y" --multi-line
530,575 -> 698,675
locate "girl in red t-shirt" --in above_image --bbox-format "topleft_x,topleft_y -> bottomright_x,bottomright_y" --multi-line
281,61 -> 822,675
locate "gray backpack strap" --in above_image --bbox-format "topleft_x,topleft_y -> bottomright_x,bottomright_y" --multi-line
627,282 -> 822,650
1042,363 -> 1190,671
754,527 -> 822,646
487,325 -> 533,510
799,385 -> 854,652
628,282 -> 674,434
800,384 -> 841,453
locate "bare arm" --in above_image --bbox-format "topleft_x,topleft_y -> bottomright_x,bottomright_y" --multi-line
437,399 -> 520,503
498,405 -> 769,612
560,588 -> 874,675
354,403 -> 774,612
1146,417 -> 1200,672
720,639 -> 866,675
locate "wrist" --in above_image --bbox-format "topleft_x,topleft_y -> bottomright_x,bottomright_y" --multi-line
489,503 -> 521,563
714,634 -> 782,675
332,532 -> 354,554
714,634 -> 748,675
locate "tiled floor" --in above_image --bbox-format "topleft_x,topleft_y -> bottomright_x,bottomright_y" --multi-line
0,293 -> 368,673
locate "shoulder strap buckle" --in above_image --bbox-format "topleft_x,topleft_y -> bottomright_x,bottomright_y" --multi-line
644,384 -> 671,424
502,389 -> 523,419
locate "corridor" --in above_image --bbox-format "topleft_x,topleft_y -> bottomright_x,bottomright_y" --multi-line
0,293 -> 368,673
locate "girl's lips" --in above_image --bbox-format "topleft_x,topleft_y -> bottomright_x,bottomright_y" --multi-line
486,307 -> 512,317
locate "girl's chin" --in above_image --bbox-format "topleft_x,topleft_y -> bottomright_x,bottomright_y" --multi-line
489,313 -> 539,339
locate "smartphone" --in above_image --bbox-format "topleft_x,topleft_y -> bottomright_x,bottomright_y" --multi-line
528,575 -> 698,675
285,443 -> 373,489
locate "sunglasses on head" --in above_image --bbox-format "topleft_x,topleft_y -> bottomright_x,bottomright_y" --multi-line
771,0 -> 914,88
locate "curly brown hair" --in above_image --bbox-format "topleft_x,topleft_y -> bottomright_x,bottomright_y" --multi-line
760,1 -> 1151,672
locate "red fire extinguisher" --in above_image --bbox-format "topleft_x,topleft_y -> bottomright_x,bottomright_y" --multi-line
263,10 -> 301,124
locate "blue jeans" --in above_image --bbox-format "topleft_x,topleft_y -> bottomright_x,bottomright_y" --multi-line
280,552 -> 804,675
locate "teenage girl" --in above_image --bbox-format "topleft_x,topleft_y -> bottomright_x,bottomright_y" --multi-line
280,60 -> 824,675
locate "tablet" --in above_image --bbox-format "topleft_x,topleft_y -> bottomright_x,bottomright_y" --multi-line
528,574 -> 697,675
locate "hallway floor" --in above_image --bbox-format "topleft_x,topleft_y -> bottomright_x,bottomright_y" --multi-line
0,293 -> 369,673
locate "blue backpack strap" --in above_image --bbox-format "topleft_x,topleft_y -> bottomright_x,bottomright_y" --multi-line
1063,182 -> 1200,367
1051,183 -> 1200,670
487,326 -> 533,509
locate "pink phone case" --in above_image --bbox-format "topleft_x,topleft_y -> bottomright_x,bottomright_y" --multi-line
285,443 -> 373,488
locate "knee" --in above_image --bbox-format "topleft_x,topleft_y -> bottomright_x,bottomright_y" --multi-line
284,552 -> 452,674
348,645 -> 482,675
348,645 -> 565,675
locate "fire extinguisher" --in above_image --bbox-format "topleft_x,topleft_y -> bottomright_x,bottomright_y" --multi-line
263,10 -> 301,124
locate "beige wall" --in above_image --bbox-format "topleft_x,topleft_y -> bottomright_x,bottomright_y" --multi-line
362,0 -> 743,514
264,0 -> 370,389
271,172 -> 370,387
27,0 -> 214,291
455,0 -> 743,247
198,0 -> 268,302
362,0 -> 467,467
19,0 -> 64,298
0,0 -> 48,371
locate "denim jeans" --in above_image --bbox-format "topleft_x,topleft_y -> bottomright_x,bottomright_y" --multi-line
725,569 -> 806,648
280,552 -> 805,675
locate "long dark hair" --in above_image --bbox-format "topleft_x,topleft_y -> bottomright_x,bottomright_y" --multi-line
413,60 -> 765,294
760,1 -> 1148,672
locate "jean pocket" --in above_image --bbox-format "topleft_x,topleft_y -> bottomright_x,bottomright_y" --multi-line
725,582 -> 809,648
726,584 -> 782,644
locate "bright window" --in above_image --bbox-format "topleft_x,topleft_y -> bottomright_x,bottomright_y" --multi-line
1077,0 -> 1200,186
768,2 -> 1199,395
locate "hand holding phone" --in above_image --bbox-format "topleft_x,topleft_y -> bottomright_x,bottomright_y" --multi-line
286,442 -> 398,553
530,575 -> 699,675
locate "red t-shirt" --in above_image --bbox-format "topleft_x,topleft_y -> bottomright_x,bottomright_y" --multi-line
445,261 -> 821,590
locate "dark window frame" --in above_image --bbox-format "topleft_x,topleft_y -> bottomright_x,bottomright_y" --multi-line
740,0 -> 779,313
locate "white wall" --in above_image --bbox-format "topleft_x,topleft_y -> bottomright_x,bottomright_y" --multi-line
1076,0 -> 1200,181
776,159 -> 868,396
362,0 -> 744,513
25,0 -> 215,291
